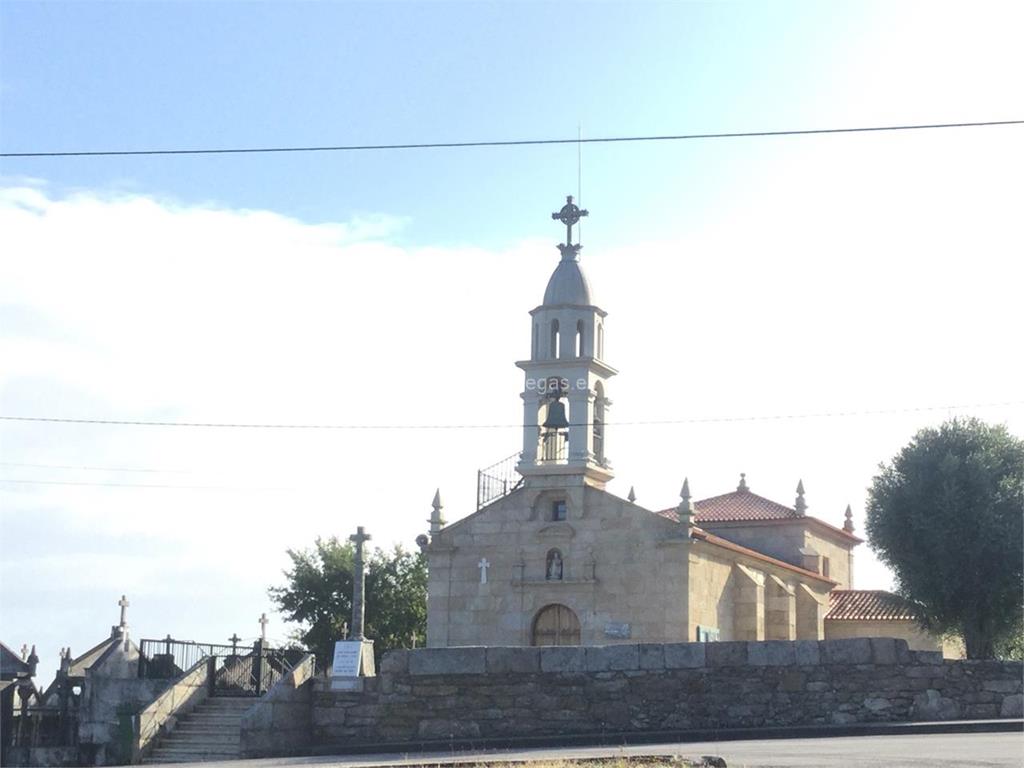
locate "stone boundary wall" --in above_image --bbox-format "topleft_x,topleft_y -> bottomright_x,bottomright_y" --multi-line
313,639 -> 1022,750
241,654 -> 316,758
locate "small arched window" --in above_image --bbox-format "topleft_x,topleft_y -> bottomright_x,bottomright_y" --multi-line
550,319 -> 560,359
594,381 -> 606,462
597,323 -> 604,358
545,549 -> 564,581
552,500 -> 567,521
575,320 -> 584,357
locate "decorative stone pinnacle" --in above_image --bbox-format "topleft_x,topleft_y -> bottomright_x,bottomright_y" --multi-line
843,504 -> 855,533
678,478 -> 695,540
795,480 -> 807,516
551,194 -> 588,254
627,486 -> 636,503
678,478 -> 694,515
737,473 -> 749,492
429,488 -> 446,534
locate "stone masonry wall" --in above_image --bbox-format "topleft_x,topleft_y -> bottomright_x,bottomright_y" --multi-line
240,654 -> 316,758
313,639 -> 1022,751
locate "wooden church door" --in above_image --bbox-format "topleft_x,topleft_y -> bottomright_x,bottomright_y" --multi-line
531,603 -> 581,646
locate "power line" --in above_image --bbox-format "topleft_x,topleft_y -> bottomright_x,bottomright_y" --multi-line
0,461 -> 188,474
1,400 -> 1019,431
2,120 -> 1021,159
0,478 -> 292,492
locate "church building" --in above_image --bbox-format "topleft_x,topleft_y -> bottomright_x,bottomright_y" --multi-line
424,197 -> 955,655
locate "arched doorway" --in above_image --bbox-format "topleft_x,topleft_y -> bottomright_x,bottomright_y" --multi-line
531,603 -> 581,646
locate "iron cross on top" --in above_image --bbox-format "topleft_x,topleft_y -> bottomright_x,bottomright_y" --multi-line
552,195 -> 588,247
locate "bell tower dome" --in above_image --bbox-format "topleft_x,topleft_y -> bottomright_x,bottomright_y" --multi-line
516,196 -> 616,488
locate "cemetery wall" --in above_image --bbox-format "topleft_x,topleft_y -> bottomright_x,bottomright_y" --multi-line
311,638 -> 1023,752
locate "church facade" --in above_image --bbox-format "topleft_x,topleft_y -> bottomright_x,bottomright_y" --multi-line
425,197 -> 951,655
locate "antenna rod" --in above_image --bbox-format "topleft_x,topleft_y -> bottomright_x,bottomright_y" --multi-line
577,123 -> 583,243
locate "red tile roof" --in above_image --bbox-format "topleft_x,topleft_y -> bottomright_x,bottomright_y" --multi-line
826,589 -> 920,621
694,490 -> 799,522
656,489 -> 862,543
656,490 -> 797,522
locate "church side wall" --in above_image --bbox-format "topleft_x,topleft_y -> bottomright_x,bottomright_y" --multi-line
311,640 -> 1022,750
688,542 -> 831,643
802,529 -> 853,588
687,547 -> 734,642
698,523 -> 805,570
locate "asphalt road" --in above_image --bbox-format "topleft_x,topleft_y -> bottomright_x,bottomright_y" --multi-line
188,731 -> 1024,768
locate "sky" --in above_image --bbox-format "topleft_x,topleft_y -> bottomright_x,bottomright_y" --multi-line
1,1 -> 1022,683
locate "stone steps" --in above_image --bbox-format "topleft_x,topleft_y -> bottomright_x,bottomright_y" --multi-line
144,696 -> 254,764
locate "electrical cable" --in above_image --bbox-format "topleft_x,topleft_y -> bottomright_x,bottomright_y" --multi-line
1,400 -> 1019,431
3,120 -> 1020,158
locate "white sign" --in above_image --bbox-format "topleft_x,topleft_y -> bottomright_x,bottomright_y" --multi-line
604,621 -> 632,639
331,641 -> 362,677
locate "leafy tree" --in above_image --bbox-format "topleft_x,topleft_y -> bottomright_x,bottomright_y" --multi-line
866,418 -> 1023,659
268,538 -> 426,669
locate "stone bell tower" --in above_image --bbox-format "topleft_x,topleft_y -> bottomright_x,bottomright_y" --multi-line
516,196 -> 616,488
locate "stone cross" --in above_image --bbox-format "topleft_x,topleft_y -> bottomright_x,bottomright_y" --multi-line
117,595 -> 130,628
163,634 -> 173,655
258,613 -> 269,643
478,558 -> 490,584
340,621 -> 349,641
349,526 -> 372,640
228,633 -> 241,654
551,195 -> 588,248
20,644 -> 28,661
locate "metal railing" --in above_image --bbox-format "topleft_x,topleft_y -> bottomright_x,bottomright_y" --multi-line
9,708 -> 78,748
137,638 -> 306,697
476,451 -> 525,509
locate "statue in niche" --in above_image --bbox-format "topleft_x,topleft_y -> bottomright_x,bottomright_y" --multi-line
546,549 -> 564,581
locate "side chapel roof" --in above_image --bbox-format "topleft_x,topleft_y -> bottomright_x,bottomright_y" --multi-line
826,589 -> 921,621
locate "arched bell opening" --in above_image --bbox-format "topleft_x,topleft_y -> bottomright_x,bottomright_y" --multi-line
549,319 -> 560,359
539,390 -> 569,464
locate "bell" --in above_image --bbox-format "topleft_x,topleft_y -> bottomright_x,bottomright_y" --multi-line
542,398 -> 569,430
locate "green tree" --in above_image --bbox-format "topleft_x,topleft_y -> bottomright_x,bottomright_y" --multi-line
866,418 -> 1023,659
268,537 -> 426,669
